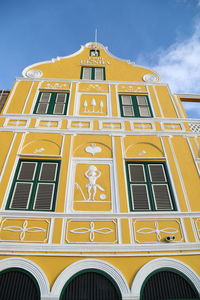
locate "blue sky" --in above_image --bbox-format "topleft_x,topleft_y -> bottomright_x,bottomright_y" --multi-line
1,0 -> 200,117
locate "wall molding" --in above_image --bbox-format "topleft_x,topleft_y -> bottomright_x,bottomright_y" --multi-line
51,258 -> 130,297
131,258 -> 200,298
0,257 -> 50,298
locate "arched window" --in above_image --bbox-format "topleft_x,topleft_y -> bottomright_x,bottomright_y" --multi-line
0,268 -> 40,300
60,269 -> 122,300
141,268 -> 199,300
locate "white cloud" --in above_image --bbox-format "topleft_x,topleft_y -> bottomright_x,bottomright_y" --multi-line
152,21 -> 200,94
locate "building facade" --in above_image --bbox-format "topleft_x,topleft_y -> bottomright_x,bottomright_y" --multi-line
0,42 -> 200,300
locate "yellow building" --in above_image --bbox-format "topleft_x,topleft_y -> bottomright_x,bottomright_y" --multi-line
0,42 -> 200,300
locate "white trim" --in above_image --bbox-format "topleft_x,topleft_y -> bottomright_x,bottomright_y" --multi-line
168,136 -> 191,211
1,210 -> 200,218
160,120 -> 184,132
112,135 -> 120,212
35,118 -> 62,129
3,117 -> 31,129
186,137 -> 200,176
1,250 -> 200,257
0,257 -> 50,298
22,81 -> 35,114
160,137 -> 181,211
131,258 -> 200,298
146,85 -> 156,118
153,86 -> 164,118
166,84 -> 181,118
0,133 -> 17,182
174,94 -> 186,118
1,133 -> 26,209
17,77 -> 165,86
30,81 -> 42,114
175,93 -> 200,99
51,258 -> 130,297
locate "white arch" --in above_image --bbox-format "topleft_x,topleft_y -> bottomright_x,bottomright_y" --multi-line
0,257 -> 50,299
51,259 -> 130,298
131,258 -> 200,299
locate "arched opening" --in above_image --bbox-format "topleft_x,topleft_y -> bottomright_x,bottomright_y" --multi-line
141,268 -> 199,300
0,268 -> 40,300
60,269 -> 122,300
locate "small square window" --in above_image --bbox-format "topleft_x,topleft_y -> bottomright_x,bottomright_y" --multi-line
90,49 -> 100,57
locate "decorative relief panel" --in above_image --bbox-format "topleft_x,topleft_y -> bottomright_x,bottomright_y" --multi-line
118,84 -> 147,93
73,141 -> 112,158
36,120 -> 60,128
5,119 -> 27,127
100,122 -> 122,130
78,83 -> 109,93
72,163 -> 112,211
40,82 -> 70,90
132,122 -> 153,130
194,218 -> 200,240
0,218 -> 50,243
162,123 -> 183,131
79,94 -> 107,116
69,121 -> 91,129
66,219 -> 117,243
133,219 -> 184,243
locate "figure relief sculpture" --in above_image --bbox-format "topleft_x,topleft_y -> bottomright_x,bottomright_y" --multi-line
84,165 -> 104,201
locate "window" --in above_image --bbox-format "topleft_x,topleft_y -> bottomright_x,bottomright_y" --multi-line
90,49 -> 100,56
126,162 -> 176,211
6,160 -> 60,211
34,92 -> 69,115
119,95 -> 153,117
81,67 -> 105,80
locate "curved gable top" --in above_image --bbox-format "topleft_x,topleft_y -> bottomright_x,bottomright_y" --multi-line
22,42 -> 160,83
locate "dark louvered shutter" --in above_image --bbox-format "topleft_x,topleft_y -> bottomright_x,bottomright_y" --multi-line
129,165 -> 145,182
149,164 -> 166,182
34,183 -> 54,210
131,185 -> 149,210
153,185 -> 172,210
18,162 -> 36,180
141,270 -> 199,300
40,163 -> 57,181
128,164 -> 149,210
61,271 -> 122,300
0,269 -> 40,300
10,183 -> 32,209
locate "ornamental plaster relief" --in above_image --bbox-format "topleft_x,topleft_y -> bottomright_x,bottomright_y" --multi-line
0,218 -> 50,243
79,94 -> 108,116
133,219 -> 184,244
73,163 -> 112,212
40,81 -> 70,90
73,139 -> 112,158
78,83 -> 109,93
117,84 -> 147,93
65,219 -> 117,243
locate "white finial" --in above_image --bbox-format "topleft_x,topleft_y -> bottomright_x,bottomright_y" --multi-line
95,28 -> 98,44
